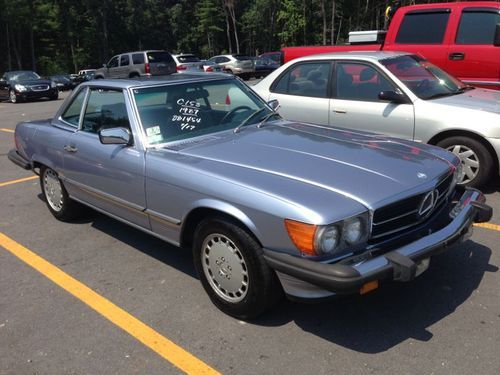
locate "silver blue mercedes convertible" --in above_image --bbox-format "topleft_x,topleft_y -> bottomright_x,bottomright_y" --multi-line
8,74 -> 492,318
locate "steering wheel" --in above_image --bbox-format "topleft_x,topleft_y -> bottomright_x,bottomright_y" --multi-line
220,105 -> 252,124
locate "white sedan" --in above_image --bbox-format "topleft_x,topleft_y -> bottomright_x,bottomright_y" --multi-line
253,51 -> 500,188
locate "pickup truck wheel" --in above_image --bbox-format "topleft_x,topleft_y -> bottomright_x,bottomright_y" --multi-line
40,167 -> 81,221
193,218 -> 283,319
437,136 -> 492,188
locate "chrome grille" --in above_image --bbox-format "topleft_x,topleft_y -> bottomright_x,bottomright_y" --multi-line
371,173 -> 454,239
31,85 -> 50,91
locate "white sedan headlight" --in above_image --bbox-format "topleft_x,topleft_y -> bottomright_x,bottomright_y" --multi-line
14,84 -> 27,92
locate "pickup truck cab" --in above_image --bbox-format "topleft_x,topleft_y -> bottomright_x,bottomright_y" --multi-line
281,2 -> 500,90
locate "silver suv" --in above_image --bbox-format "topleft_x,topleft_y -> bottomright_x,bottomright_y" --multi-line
207,54 -> 254,80
94,50 -> 176,79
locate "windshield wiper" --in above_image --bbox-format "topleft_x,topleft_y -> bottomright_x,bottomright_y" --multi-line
233,107 -> 267,134
455,85 -> 475,93
257,111 -> 281,128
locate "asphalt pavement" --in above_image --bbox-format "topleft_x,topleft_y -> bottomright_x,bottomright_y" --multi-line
0,91 -> 499,375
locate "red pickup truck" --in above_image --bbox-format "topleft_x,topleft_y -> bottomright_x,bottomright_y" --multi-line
281,2 -> 500,89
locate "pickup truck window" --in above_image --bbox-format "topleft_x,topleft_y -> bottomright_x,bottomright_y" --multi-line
396,10 -> 450,44
456,10 -> 500,45
82,89 -> 130,133
61,89 -> 87,127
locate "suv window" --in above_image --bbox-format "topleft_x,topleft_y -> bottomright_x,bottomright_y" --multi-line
146,51 -> 174,64
120,54 -> 130,66
456,9 -> 500,45
334,62 -> 394,102
82,89 -> 130,133
108,56 -> 119,68
61,88 -> 87,127
396,11 -> 450,44
272,62 -> 330,98
132,53 -> 145,64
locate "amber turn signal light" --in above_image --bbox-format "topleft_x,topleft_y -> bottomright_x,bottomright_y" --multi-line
284,219 -> 318,256
360,280 -> 379,295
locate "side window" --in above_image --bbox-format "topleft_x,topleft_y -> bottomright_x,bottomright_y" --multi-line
456,10 -> 500,45
61,88 -> 87,127
108,56 -> 119,68
272,62 -> 330,98
132,53 -> 145,64
120,54 -> 130,66
219,57 -> 230,63
334,62 -> 394,102
81,89 -> 130,134
396,11 -> 450,44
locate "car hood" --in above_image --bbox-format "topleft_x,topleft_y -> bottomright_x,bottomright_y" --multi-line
176,122 -> 455,208
431,88 -> 500,114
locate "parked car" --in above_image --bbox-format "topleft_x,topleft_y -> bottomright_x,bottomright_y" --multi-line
280,1 -> 500,90
48,74 -> 75,91
172,54 -> 204,72
8,74 -> 491,318
259,51 -> 282,65
0,70 -> 58,103
253,57 -> 280,78
94,50 -> 176,79
253,51 -> 500,188
201,60 -> 223,73
77,69 -> 96,76
207,54 -> 254,79
73,70 -> 96,85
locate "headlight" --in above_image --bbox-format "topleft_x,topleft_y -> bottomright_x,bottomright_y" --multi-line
314,225 -> 340,254
14,84 -> 27,92
285,212 -> 370,257
51,81 -> 57,88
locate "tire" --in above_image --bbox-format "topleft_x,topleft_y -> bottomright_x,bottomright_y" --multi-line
50,92 -> 59,101
40,166 -> 82,221
437,136 -> 493,188
192,217 -> 283,319
9,90 -> 18,103
129,73 -> 140,78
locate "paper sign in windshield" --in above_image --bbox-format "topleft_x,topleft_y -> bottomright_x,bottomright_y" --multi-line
172,98 -> 201,131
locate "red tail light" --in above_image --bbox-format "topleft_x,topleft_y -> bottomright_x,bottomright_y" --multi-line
177,65 -> 187,71
206,66 -> 213,72
145,63 -> 150,74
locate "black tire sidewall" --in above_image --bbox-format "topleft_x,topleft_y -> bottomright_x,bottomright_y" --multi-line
193,218 -> 282,319
437,136 -> 493,188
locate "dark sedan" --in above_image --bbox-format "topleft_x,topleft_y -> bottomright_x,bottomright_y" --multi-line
48,74 -> 75,91
0,71 -> 59,103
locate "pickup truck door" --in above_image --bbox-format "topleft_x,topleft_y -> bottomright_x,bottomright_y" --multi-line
62,88 -> 149,228
445,7 -> 500,88
329,61 -> 415,140
267,61 -> 332,126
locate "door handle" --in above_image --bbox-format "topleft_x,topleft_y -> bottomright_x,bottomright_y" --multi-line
64,144 -> 78,153
449,52 -> 465,61
333,109 -> 347,114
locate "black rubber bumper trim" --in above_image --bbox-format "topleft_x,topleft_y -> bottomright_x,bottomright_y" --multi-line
8,149 -> 31,170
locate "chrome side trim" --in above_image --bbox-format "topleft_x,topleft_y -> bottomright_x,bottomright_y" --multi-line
146,209 -> 182,227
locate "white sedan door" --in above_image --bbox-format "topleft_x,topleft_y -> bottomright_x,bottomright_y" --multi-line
266,61 -> 332,126
329,61 -> 415,140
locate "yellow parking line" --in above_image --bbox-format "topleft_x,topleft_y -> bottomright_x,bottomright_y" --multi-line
474,222 -> 500,232
0,128 -> 15,133
0,232 -> 220,375
0,176 -> 38,187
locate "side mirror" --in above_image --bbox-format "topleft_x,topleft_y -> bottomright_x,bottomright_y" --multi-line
378,90 -> 408,104
494,24 -> 500,47
267,99 -> 280,111
99,127 -> 132,145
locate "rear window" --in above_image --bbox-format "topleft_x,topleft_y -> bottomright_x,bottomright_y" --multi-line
132,53 -> 145,64
147,52 -> 175,64
456,10 -> 500,45
177,55 -> 201,63
396,11 -> 450,44
233,55 -> 252,61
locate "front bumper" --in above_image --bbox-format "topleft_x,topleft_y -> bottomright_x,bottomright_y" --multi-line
263,189 -> 492,298
8,149 -> 31,170
16,88 -> 58,100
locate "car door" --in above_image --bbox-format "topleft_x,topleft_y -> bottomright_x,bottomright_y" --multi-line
106,56 -> 120,78
118,54 -> 131,78
62,87 -> 149,228
446,6 -> 500,87
267,61 -> 331,125
329,61 -> 415,140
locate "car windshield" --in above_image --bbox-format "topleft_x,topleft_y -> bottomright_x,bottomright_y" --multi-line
177,55 -> 200,63
132,79 -> 274,146
381,55 -> 469,100
7,71 -> 40,81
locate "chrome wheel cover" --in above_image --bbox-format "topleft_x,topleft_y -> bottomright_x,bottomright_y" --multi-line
10,90 -> 16,103
202,233 -> 249,303
43,169 -> 63,212
447,144 -> 479,184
